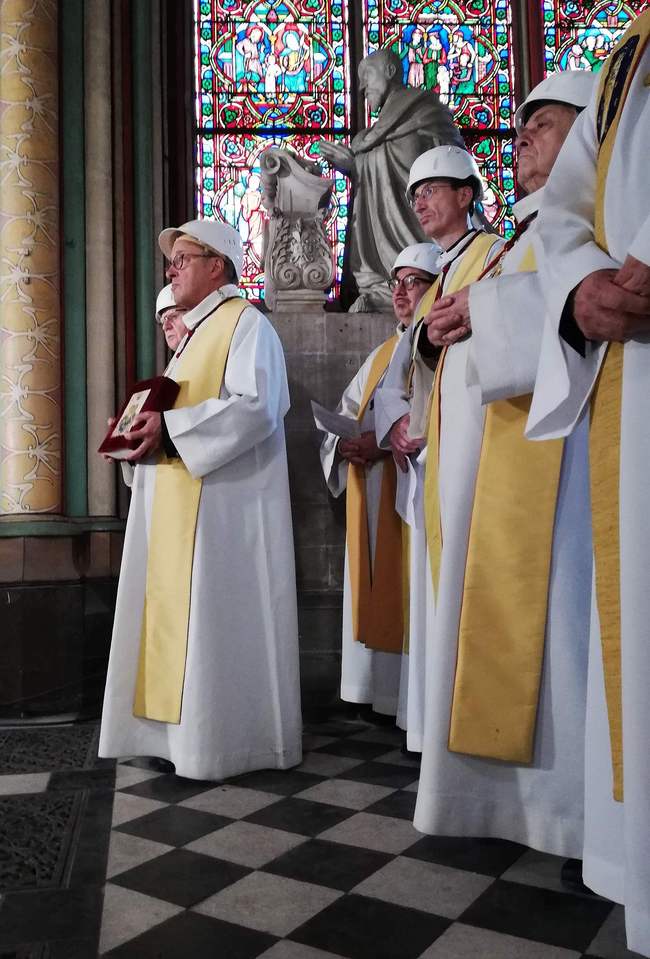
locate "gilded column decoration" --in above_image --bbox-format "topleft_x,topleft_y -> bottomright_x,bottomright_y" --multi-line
0,0 -> 61,514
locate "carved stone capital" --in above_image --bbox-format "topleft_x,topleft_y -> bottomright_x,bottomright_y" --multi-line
260,147 -> 334,311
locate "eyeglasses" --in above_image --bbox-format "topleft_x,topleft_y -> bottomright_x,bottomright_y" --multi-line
167,251 -> 217,272
388,274 -> 430,292
409,182 -> 451,208
155,308 -> 184,327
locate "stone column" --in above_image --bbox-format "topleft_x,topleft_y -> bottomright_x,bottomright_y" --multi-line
85,0 -> 115,515
0,0 -> 61,515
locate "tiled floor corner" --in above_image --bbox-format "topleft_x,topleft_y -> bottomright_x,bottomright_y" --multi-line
0,717 -> 646,959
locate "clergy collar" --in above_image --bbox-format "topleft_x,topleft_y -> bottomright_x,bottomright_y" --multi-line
512,187 -> 544,223
437,228 -> 480,269
182,284 -> 242,331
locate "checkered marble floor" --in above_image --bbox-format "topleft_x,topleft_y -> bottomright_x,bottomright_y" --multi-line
98,718 -> 643,959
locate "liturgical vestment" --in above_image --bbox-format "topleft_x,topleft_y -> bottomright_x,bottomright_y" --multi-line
527,20 -> 650,952
320,330 -> 406,715
99,285 -> 302,781
374,229 -> 502,752
413,200 -> 591,859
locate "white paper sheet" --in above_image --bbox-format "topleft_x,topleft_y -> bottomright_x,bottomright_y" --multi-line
395,455 -> 424,528
311,401 -> 361,440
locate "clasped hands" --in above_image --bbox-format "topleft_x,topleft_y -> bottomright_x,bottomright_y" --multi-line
422,254 -> 650,347
424,286 -> 471,347
338,431 -> 387,468
572,255 -> 650,342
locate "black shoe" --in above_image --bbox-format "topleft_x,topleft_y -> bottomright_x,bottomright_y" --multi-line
560,858 -> 596,896
400,739 -> 421,762
149,757 -> 175,774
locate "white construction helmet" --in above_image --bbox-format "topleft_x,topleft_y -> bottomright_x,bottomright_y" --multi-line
391,242 -> 441,278
514,70 -> 597,133
159,217 -> 244,282
155,283 -> 175,319
407,145 -> 484,201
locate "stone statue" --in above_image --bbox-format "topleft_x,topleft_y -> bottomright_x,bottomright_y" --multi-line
319,48 -> 465,312
259,146 -> 334,311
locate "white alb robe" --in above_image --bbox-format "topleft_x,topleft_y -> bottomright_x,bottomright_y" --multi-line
374,322 -> 433,750
320,331 -> 405,715
414,202 -> 591,858
374,231 -> 502,752
526,53 -> 650,954
99,286 -> 302,781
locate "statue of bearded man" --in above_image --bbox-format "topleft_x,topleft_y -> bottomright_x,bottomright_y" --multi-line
319,48 -> 464,312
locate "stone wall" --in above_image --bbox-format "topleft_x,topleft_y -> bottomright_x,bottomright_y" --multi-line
272,308 -> 396,708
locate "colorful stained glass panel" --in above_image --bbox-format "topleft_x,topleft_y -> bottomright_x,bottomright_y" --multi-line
466,133 -> 516,237
195,0 -> 352,299
196,132 -> 349,299
196,0 -> 351,130
542,0 -> 649,74
363,0 -> 516,129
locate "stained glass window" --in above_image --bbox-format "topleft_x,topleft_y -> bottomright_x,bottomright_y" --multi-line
195,0 -> 352,298
199,1 -> 637,298
362,0 -> 516,235
466,134 -> 516,236
542,0 -> 649,75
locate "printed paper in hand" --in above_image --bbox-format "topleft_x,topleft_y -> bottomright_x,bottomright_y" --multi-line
311,401 -> 360,440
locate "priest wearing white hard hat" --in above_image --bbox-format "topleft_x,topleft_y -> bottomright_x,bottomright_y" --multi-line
155,283 -> 189,352
513,68 -> 596,134
411,69 -> 599,871
526,14 -> 650,952
99,215 -> 302,781
372,153 -> 502,753
377,143 -> 502,480
389,242 -> 441,328
319,242 -> 439,723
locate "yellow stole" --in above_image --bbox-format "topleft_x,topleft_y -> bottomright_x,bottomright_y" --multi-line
408,232 -> 499,383
427,236 -> 566,763
588,12 -> 650,800
346,335 -> 404,653
423,231 -> 502,588
133,297 -> 247,723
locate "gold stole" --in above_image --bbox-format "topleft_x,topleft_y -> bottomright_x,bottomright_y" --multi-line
423,231 -> 502,589
346,335 -> 404,653
409,232 -> 500,382
588,13 -> 650,800
133,297 -> 247,723
427,238 -> 566,763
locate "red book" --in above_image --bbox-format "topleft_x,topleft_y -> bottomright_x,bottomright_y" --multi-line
98,376 -> 180,459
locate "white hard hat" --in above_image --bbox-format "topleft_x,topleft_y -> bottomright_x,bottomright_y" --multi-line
406,145 -> 484,201
159,217 -> 244,282
155,283 -> 175,318
391,242 -> 441,278
514,70 -> 597,133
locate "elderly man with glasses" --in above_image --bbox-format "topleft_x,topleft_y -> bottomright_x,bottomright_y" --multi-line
99,218 -> 302,781
411,72 -> 598,870
155,283 -> 189,352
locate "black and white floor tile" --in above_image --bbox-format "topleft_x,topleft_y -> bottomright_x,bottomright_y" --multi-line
0,718 -> 645,959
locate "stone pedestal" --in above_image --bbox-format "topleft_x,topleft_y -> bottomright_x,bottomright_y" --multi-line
269,307 -> 396,705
